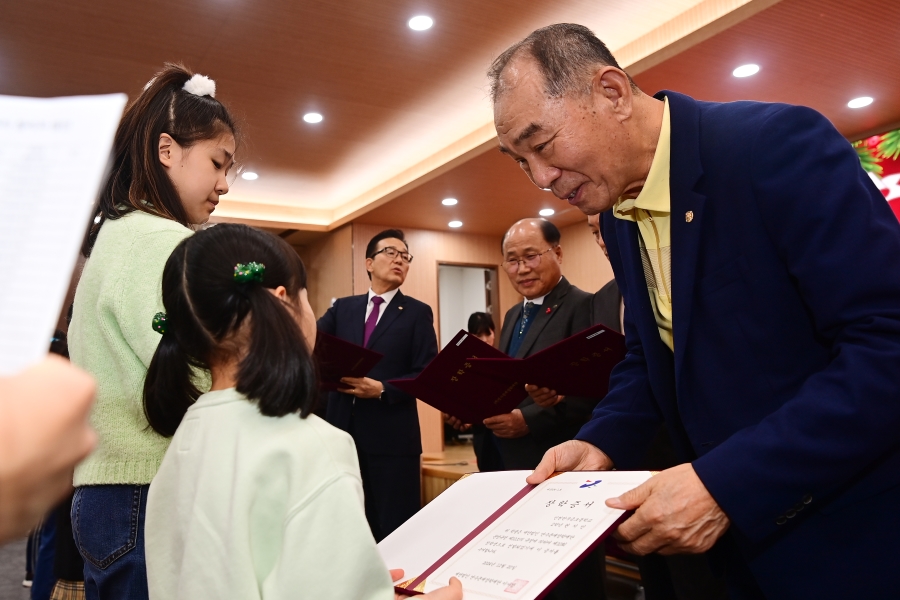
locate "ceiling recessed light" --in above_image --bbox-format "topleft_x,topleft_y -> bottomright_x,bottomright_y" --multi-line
539,208 -> 555,217
408,15 -> 433,31
848,96 -> 873,109
442,198 -> 458,206
241,171 -> 258,181
732,64 -> 760,78
448,220 -> 462,228
303,112 -> 323,124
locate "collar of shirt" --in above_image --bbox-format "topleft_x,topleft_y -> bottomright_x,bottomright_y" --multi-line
365,287 -> 399,324
368,287 -> 399,307
613,97 -> 672,222
522,276 -> 563,308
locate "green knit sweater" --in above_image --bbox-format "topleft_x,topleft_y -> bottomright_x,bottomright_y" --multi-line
71,211 -> 194,486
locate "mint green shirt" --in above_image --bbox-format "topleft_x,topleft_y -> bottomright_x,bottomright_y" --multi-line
70,210 -> 193,486
145,388 -> 395,599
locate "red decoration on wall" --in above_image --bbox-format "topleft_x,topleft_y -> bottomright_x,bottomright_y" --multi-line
853,128 -> 900,223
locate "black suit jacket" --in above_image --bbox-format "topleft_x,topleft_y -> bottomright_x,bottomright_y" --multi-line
317,290 -> 437,456
494,277 -> 598,469
591,279 -> 622,334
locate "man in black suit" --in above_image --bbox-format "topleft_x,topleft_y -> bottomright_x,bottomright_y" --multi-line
485,218 -> 596,468
485,217 -> 606,600
318,229 -> 438,541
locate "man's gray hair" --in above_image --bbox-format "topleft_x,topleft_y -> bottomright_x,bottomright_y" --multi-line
488,23 -> 635,102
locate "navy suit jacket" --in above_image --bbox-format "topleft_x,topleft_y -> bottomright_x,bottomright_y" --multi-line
318,290 -> 437,456
577,91 -> 900,595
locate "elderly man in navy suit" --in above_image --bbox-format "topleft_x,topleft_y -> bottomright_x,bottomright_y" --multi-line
318,229 -> 437,541
488,24 -> 900,599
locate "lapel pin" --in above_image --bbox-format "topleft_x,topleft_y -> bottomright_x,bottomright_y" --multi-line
546,307 -> 552,314
398,306 -> 404,310
685,211 -> 694,223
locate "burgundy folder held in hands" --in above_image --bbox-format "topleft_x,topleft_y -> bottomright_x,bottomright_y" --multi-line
468,324 -> 626,398
388,330 -> 529,424
314,331 -> 384,391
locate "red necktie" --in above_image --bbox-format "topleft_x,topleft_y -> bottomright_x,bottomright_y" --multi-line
363,296 -> 384,347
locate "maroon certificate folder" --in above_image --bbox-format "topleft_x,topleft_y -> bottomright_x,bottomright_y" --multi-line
388,330 -> 529,423
468,324 -> 626,398
314,331 -> 383,391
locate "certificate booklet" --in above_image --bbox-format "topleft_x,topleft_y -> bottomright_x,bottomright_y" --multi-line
388,330 -> 528,423
379,470 -> 652,599
468,324 -> 626,398
313,331 -> 383,391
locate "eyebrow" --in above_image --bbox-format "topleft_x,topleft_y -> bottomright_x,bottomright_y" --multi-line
218,148 -> 235,168
515,122 -> 543,146
498,122 -> 544,157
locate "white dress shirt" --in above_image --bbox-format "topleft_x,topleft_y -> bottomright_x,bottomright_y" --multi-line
365,287 -> 400,325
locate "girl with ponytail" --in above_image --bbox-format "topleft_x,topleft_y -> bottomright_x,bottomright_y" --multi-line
67,63 -> 238,599
143,224 -> 461,600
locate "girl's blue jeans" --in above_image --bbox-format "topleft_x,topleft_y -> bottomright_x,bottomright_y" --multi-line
71,485 -> 150,600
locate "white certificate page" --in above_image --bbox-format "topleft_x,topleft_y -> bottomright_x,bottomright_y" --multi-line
422,471 -> 651,599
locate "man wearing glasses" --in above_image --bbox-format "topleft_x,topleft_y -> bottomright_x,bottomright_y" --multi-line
318,229 -> 438,541
484,217 -> 605,599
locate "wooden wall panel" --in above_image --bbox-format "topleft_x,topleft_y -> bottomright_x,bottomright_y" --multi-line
558,220 -> 615,295
295,224 -> 354,319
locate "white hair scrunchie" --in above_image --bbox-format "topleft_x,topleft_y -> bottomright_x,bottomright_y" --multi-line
182,74 -> 216,98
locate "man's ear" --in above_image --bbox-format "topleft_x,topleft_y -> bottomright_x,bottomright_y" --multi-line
158,133 -> 177,168
592,66 -> 634,121
365,257 -> 374,275
554,245 -> 563,264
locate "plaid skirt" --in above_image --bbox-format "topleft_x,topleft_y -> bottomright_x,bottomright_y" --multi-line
49,580 -> 85,600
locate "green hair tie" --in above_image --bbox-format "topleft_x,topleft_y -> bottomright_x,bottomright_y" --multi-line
152,312 -> 168,335
234,262 -> 265,283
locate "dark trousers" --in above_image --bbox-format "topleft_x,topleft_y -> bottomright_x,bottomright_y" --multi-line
356,451 -> 421,542
636,553 -> 729,600
472,426 -> 505,472
71,485 -> 150,600
546,544 -> 607,600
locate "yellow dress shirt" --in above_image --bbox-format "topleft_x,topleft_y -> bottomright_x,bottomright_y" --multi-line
612,98 -> 673,351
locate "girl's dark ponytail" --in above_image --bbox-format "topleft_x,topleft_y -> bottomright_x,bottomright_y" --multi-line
144,329 -> 202,437
143,245 -> 207,436
143,225 -> 316,437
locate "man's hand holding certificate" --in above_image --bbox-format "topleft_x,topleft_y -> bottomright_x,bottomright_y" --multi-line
528,441 -> 731,556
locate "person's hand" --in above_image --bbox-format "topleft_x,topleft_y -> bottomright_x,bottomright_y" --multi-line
525,384 -> 564,408
442,413 -> 471,432
606,463 -> 730,555
483,409 -> 528,438
339,377 -> 384,399
0,356 -> 97,543
526,440 -> 614,484
392,569 -> 463,600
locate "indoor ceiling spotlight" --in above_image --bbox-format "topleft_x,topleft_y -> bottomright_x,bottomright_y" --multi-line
303,112 -> 323,124
539,208 -> 555,217
448,220 -> 462,228
241,171 -> 258,181
442,197 -> 458,206
732,64 -> 760,78
848,96 -> 873,109
408,15 -> 433,31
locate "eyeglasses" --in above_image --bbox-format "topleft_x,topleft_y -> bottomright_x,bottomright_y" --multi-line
371,246 -> 414,264
502,247 -> 554,273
